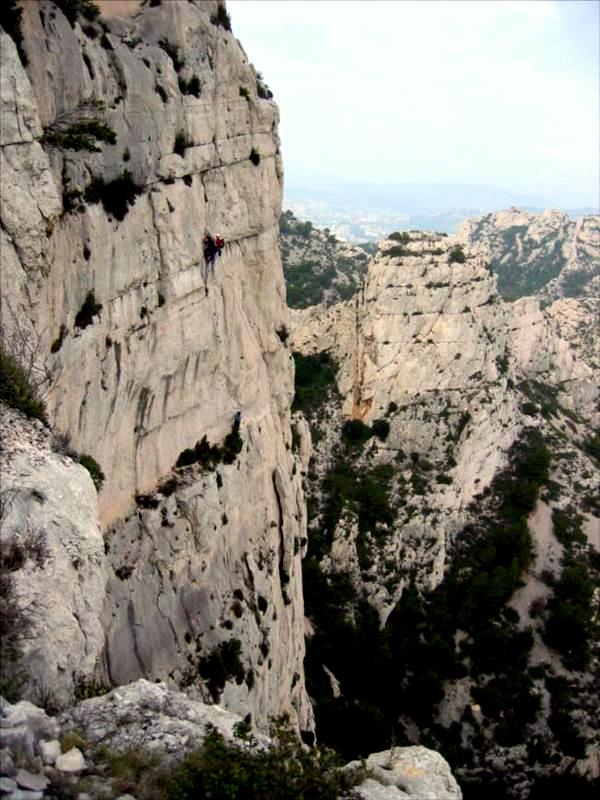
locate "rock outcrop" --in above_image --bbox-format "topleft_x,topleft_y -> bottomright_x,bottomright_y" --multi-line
0,407 -> 108,705
457,208 -> 599,302
0,1 -> 311,732
351,747 -> 462,800
0,679 -> 462,800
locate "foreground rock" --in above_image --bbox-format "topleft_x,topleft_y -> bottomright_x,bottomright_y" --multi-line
352,747 -> 462,800
0,680 -> 462,799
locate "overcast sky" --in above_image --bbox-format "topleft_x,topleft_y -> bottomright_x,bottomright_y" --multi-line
228,0 -> 599,207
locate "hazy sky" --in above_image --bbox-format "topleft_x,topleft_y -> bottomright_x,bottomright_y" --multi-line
228,0 -> 599,207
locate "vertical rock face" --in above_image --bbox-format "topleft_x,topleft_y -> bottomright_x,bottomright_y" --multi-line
1,2 -> 312,732
291,231 -> 597,604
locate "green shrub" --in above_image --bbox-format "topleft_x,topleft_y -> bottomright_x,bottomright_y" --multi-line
173,131 -> 190,157
341,419 -> 372,447
551,508 -> 585,547
0,347 -> 47,423
79,453 -> 105,491
84,171 -> 143,221
543,558 -> 593,670
74,290 -> 102,329
521,401 -> 538,416
292,351 -> 338,415
371,418 -> 390,441
103,720 -> 361,799
582,433 -> 600,463
198,640 -> 244,701
179,75 -> 201,97
383,245 -> 408,258
222,429 -> 243,464
250,147 -> 260,166
210,3 -> 232,30
43,119 -> 116,152
175,423 -> 243,471
51,325 -> 67,354
388,231 -> 410,242
448,245 -> 466,264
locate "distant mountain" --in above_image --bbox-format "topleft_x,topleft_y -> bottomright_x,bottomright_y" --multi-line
458,209 -> 600,302
284,177 -> 597,242
279,210 -> 372,308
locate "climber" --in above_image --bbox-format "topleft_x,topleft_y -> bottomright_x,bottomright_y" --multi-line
202,233 -> 225,295
233,410 -> 242,433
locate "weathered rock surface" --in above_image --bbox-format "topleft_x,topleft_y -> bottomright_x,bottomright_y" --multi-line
0,681 -> 462,799
0,1 -> 310,731
351,747 -> 462,800
59,678 -> 266,754
292,233 -> 522,602
0,408 -> 108,704
457,208 -> 599,302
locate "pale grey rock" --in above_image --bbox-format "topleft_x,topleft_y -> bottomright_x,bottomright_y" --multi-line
350,746 -> 462,800
0,776 -> 17,793
292,233 -> 518,601
0,749 -> 15,777
37,739 -> 61,765
457,208 -> 599,302
0,0 -> 311,733
0,701 -> 59,761
15,769 -> 48,792
59,679 -> 268,755
0,408 -> 109,704
55,747 -> 85,773
291,229 -> 599,616
9,791 -> 43,800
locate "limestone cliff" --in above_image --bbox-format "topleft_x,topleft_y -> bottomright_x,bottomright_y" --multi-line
290,230 -> 599,795
292,231 -> 597,603
1,1 -> 311,733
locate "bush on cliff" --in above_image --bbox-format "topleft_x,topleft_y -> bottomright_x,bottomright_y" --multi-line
93,718 -> 361,799
0,347 -> 47,423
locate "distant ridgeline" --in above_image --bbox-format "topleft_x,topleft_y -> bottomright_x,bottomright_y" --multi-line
281,208 -> 599,309
279,210 -> 373,308
458,209 -> 599,302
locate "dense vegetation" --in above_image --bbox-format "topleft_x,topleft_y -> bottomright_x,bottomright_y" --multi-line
299,371 -> 598,797
304,429 -> 552,756
84,171 -> 143,221
0,347 -> 47,423
52,720 -> 361,800
280,210 -> 369,308
292,352 -> 339,415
